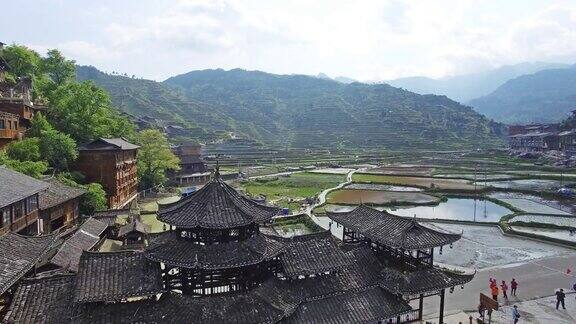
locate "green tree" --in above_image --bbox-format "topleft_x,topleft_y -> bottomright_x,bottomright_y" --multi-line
48,81 -> 135,143
28,112 -> 54,137
0,44 -> 41,80
39,129 -> 78,171
41,49 -> 76,86
6,138 -> 41,161
0,151 -> 48,178
80,183 -> 107,215
135,129 -> 180,189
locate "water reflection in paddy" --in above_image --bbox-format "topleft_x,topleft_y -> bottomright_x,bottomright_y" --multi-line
384,198 -> 512,223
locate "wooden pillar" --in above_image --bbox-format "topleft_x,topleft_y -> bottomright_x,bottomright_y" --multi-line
418,294 -> 424,320
439,289 -> 446,324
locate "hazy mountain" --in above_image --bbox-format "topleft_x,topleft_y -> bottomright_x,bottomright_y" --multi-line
316,73 -> 357,84
77,66 -> 505,150
468,65 -> 576,124
387,62 -> 569,103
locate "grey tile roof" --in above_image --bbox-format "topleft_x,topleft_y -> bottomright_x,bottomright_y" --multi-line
74,250 -> 164,303
79,138 -> 139,151
146,232 -> 284,270
157,177 -> 280,228
3,273 -> 76,324
39,178 -> 85,210
272,231 -> 352,278
327,205 -> 462,250
0,166 -> 49,208
50,218 -> 108,272
380,267 -> 475,296
117,217 -> 150,238
0,233 -> 59,295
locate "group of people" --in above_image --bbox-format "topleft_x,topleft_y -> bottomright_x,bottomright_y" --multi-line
489,278 -> 518,301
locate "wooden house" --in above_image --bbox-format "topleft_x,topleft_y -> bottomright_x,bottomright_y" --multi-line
38,178 -> 85,233
0,111 -> 22,149
171,141 -> 209,185
74,138 -> 139,209
0,167 -> 48,235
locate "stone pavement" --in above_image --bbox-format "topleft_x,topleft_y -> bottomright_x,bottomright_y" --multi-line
421,253 -> 576,320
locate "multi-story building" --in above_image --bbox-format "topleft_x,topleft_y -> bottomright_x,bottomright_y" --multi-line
75,138 -> 139,209
0,166 -> 48,235
171,141 -> 209,185
0,111 -> 22,149
38,178 -> 85,233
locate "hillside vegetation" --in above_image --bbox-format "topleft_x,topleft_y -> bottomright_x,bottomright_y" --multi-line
80,67 -> 506,150
469,65 -> 576,124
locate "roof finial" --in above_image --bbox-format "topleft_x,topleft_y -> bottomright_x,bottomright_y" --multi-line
214,159 -> 220,179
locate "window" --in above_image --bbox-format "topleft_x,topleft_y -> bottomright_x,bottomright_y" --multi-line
0,119 -> 4,129
1,208 -> 11,227
26,195 -> 38,213
13,201 -> 24,219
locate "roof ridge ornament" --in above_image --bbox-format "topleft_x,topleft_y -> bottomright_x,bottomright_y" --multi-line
214,159 -> 221,179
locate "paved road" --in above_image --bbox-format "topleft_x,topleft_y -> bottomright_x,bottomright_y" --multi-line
422,253 -> 576,319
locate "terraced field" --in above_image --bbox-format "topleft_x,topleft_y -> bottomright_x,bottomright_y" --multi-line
352,174 -> 481,191
326,189 -> 439,205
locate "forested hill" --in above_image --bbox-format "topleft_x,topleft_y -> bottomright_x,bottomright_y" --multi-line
469,65 -> 576,124
79,66 -> 505,150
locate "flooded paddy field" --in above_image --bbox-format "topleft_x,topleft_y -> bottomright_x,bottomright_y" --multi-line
489,193 -> 572,215
385,198 -> 512,223
352,174 -> 481,191
510,214 -> 576,228
363,166 -> 433,176
510,226 -> 576,243
345,183 -> 423,191
309,168 -> 354,174
326,189 -> 440,205
428,223 -> 574,268
476,179 -> 563,192
433,173 -> 517,181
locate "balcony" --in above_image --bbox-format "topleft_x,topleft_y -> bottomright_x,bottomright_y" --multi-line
0,128 -> 20,139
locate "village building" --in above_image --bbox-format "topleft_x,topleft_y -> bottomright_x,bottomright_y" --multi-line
171,141 -> 210,185
75,138 -> 139,209
117,216 -> 150,250
0,111 -> 22,149
38,178 -> 85,234
508,132 -> 559,152
0,166 -> 48,235
2,171 -> 474,323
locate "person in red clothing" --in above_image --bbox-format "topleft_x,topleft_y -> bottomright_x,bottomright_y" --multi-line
511,278 -> 518,296
491,284 -> 499,301
501,280 -> 509,299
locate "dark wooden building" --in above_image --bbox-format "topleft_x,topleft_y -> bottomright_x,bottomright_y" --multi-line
0,111 -> 22,149
117,216 -> 150,250
0,166 -> 48,235
38,178 -> 85,233
2,173 -> 475,323
171,142 -> 210,185
75,138 -> 139,209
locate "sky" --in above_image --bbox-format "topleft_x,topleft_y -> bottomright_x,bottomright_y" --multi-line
2,0 -> 576,81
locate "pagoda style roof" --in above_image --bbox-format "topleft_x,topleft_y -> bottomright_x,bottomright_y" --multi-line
74,250 -> 164,303
50,218 -> 108,272
273,231 -> 352,278
157,177 -> 280,228
117,217 -> 150,238
3,274 -> 76,324
327,205 -> 461,250
380,267 -> 475,296
146,232 -> 284,270
0,233 -> 58,295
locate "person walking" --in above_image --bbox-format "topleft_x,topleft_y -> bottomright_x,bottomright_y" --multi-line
512,305 -> 521,324
491,283 -> 499,301
556,288 -> 566,310
511,279 -> 518,296
501,280 -> 509,300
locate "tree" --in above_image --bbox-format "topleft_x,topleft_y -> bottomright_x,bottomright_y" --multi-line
39,129 -> 78,171
0,152 -> 48,178
6,138 -> 41,161
48,81 -> 135,143
135,129 -> 180,189
28,112 -> 53,138
41,49 -> 76,86
0,44 -> 41,80
80,183 -> 107,215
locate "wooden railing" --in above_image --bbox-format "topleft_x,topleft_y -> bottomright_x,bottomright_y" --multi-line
0,129 -> 19,139
10,211 -> 39,233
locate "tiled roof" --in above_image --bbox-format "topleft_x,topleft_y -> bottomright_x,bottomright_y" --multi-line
146,232 -> 284,270
273,231 -> 352,278
74,250 -> 164,303
3,274 -> 76,324
0,166 -> 49,208
39,178 -> 85,210
0,233 -> 58,295
157,177 -> 280,228
327,205 -> 461,250
79,138 -> 139,151
380,267 -> 475,296
117,217 -> 150,238
50,218 -> 108,272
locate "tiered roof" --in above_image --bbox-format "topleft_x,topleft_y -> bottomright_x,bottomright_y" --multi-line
327,205 -> 461,249
74,250 -> 163,303
380,267 -> 475,297
0,233 -> 58,295
157,177 -> 279,228
146,231 -> 284,269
